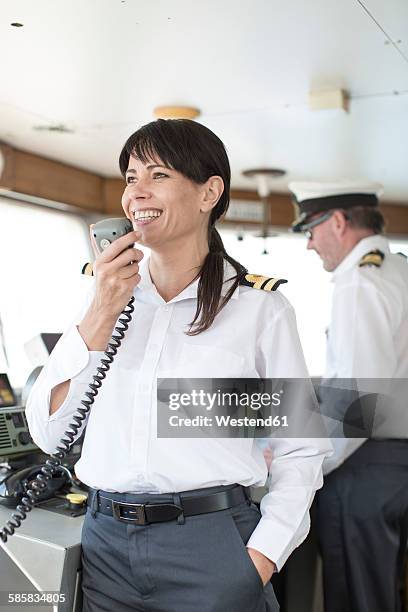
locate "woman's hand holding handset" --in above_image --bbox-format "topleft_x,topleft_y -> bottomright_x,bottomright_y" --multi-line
49,226 -> 143,414
50,227 -> 142,414
78,227 -> 143,351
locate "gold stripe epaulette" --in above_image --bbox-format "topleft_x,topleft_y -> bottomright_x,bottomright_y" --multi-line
358,249 -> 385,268
240,274 -> 287,291
82,262 -> 94,276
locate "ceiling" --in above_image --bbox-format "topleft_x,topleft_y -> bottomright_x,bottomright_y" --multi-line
1,0 -> 408,201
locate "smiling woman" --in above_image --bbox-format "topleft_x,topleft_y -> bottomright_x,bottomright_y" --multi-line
25,118 -> 332,612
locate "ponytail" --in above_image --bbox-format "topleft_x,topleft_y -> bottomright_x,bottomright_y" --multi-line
187,225 -> 247,335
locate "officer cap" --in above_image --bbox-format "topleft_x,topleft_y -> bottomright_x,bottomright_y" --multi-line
289,181 -> 384,232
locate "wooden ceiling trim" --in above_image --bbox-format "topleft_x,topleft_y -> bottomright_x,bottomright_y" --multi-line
1,144 -> 407,235
0,142 -> 104,212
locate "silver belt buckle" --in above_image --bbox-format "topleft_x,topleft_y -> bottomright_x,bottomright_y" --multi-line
112,500 -> 147,524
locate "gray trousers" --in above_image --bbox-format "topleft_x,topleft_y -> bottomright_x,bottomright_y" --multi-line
81,485 -> 280,612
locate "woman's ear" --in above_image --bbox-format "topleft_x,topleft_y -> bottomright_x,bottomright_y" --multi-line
200,176 -> 224,213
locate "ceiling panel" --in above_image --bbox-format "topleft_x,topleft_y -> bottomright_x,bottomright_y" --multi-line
359,0 -> 408,46
1,0 -> 407,202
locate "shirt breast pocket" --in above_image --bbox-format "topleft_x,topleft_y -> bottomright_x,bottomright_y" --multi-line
161,343 -> 246,379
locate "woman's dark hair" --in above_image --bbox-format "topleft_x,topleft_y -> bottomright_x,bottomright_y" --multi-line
119,119 -> 247,335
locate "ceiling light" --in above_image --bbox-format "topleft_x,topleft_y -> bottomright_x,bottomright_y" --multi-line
242,168 -> 286,197
153,106 -> 200,120
309,89 -> 349,112
242,167 -> 287,253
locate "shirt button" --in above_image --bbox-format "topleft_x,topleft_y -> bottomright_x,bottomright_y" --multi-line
163,305 -> 170,312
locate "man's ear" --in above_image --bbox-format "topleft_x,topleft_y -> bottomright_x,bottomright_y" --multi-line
200,176 -> 224,213
332,209 -> 348,236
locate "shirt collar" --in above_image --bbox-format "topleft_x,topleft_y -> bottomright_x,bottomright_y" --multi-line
137,255 -> 241,303
332,234 -> 390,280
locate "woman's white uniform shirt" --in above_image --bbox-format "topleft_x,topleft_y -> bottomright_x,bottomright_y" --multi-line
26,256 -> 332,570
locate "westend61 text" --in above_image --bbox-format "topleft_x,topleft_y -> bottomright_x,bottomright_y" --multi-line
168,415 -> 289,427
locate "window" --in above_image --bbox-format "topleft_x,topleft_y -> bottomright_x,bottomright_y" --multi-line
0,197 -> 92,391
220,229 -> 332,375
220,229 -> 408,376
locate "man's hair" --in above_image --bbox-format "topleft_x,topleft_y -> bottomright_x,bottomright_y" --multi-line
342,206 -> 385,234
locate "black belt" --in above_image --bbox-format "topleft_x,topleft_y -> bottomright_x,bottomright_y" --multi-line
88,485 -> 251,525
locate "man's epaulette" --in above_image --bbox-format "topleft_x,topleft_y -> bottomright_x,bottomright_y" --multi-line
358,249 -> 385,268
240,274 -> 287,291
82,262 -> 94,276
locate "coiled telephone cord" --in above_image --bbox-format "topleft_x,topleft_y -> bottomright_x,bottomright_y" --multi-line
0,297 -> 135,544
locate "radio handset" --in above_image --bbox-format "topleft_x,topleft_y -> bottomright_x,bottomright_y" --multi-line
1,217 -> 135,543
91,217 -> 133,254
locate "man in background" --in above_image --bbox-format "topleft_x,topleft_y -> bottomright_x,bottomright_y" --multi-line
290,181 -> 408,612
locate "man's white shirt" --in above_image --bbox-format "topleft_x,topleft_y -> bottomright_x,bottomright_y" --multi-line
323,234 -> 408,474
26,256 -> 331,569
